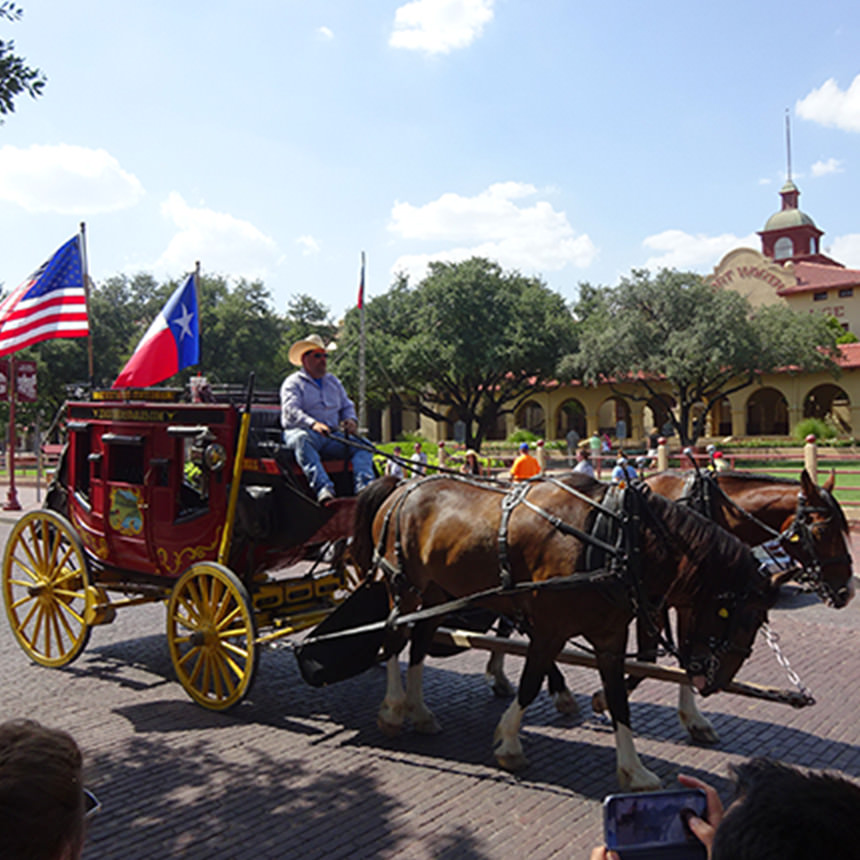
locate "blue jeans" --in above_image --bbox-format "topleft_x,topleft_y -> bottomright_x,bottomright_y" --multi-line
282,428 -> 375,496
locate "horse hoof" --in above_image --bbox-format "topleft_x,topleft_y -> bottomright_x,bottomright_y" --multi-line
554,689 -> 580,716
495,751 -> 529,772
619,767 -> 662,792
412,715 -> 442,735
591,689 -> 608,714
486,673 -> 515,698
377,716 -> 404,738
686,724 -> 720,745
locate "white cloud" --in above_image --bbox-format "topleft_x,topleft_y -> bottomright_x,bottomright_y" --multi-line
389,0 -> 494,55
0,143 -> 144,214
641,229 -> 760,271
811,157 -> 844,177
153,192 -> 281,280
388,182 -> 596,282
297,234 -> 321,255
318,25 -> 334,39
796,75 -> 860,132
829,234 -> 860,268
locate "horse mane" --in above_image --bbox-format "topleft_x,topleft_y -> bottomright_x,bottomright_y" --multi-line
641,488 -> 756,600
351,475 -> 402,573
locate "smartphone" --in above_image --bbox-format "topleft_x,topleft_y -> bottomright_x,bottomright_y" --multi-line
603,788 -> 707,860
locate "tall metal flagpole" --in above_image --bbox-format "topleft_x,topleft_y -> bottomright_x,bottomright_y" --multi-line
358,252 -> 367,435
80,221 -> 94,388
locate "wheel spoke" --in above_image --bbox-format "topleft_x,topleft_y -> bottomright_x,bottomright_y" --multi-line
215,604 -> 242,632
13,596 -> 39,634
15,538 -> 42,581
212,650 -> 239,695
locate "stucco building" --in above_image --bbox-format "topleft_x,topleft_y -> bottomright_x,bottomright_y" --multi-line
383,180 -> 860,447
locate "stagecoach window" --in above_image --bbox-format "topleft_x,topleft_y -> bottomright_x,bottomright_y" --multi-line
72,426 -> 91,500
107,443 -> 144,485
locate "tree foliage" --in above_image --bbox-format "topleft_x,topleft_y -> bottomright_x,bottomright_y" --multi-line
560,268 -> 841,445
334,258 -> 578,450
0,3 -> 45,119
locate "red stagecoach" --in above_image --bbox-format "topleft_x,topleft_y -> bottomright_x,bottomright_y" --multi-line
1,381 -> 367,710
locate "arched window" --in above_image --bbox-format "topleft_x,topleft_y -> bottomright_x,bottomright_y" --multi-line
774,236 -> 793,260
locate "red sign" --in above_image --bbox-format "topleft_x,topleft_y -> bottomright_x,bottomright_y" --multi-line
16,361 -> 37,402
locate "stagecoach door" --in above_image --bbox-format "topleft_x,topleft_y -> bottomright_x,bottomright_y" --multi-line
100,430 -> 157,572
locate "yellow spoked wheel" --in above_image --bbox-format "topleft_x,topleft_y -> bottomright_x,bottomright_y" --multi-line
167,562 -> 258,710
2,510 -> 91,667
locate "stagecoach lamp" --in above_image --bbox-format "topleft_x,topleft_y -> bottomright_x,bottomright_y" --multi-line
204,443 -> 227,471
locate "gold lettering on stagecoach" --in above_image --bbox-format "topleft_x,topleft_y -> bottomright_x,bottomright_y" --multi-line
90,408 -> 179,422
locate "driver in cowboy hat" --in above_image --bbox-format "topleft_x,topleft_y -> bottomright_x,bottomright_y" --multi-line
280,334 -> 375,504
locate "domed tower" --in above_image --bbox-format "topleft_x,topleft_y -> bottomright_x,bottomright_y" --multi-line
758,179 -> 836,264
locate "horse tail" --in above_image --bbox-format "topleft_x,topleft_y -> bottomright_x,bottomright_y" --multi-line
352,474 -> 401,574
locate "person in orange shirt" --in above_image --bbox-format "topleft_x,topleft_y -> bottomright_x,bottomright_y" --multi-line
510,442 -> 541,481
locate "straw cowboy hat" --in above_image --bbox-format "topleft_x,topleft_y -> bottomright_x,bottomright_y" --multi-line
288,334 -> 329,366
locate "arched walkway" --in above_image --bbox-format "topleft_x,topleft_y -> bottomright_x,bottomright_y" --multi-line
746,388 -> 788,435
515,399 -> 545,436
598,397 -> 631,441
555,398 -> 587,439
804,384 -> 852,434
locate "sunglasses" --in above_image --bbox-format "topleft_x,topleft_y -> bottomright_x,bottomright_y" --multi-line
84,788 -> 101,819
308,351 -> 327,359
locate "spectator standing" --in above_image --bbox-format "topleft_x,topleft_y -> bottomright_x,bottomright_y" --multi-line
410,442 -> 428,477
565,427 -> 581,466
589,430 -> 603,478
385,445 -> 405,479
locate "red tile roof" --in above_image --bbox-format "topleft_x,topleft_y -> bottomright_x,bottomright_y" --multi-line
779,261 -> 860,295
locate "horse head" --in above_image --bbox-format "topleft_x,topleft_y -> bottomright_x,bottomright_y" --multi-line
679,550 -> 785,697
779,469 -> 854,608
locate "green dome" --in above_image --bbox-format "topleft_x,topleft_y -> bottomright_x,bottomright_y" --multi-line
763,208 -> 817,231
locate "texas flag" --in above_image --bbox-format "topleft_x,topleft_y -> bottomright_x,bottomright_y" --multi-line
112,272 -> 199,388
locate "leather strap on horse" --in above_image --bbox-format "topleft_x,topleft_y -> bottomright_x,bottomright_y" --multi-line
497,482 -> 532,589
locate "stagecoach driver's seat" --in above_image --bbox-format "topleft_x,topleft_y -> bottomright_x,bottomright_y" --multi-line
280,334 -> 375,505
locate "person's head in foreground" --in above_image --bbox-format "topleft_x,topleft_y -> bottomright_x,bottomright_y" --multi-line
0,719 -> 88,860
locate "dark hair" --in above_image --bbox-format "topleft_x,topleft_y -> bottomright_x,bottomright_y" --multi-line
0,719 -> 86,860
713,758 -> 860,860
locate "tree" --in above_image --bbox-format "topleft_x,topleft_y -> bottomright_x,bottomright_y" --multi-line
335,258 -> 578,450
560,268 -> 841,446
0,3 -> 45,119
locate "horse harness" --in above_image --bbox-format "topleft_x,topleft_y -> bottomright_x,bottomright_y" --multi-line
369,474 -> 760,674
677,471 -> 851,607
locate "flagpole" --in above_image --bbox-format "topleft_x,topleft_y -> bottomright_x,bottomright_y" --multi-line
3,361 -> 19,511
358,252 -> 367,435
79,221 -> 94,388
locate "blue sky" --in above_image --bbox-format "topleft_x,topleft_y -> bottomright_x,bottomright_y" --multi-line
3,0 -> 860,321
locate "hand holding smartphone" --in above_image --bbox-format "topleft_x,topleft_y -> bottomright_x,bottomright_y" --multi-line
603,788 -> 707,859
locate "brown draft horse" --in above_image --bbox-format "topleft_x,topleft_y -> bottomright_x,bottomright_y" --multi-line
352,473 -> 782,790
486,467 -> 854,744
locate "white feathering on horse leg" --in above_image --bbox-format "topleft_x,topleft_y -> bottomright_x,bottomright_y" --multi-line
615,723 -> 661,791
493,700 -> 528,771
377,656 -> 407,737
405,663 -> 441,734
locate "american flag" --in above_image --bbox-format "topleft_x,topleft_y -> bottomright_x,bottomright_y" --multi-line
0,235 -> 89,357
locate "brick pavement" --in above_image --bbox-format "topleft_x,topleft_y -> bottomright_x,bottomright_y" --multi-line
2,485 -> 860,858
